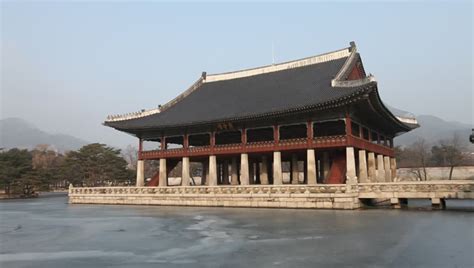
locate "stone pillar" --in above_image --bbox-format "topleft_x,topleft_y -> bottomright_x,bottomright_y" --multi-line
208,155 -> 217,186
249,161 -> 255,184
367,152 -> 376,182
260,156 -> 269,185
201,160 -> 208,186
231,157 -> 239,185
358,150 -> 368,183
222,160 -> 229,184
376,155 -> 385,182
384,156 -> 391,182
391,198 -> 408,209
346,147 -> 357,184
390,157 -> 397,181
322,152 -> 330,181
307,149 -> 317,184
159,158 -> 167,186
240,153 -> 249,185
431,198 -> 446,210
273,151 -> 283,185
136,160 -> 145,187
291,154 -> 299,184
181,157 -> 190,186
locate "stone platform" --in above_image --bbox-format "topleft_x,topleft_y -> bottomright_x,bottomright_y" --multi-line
69,181 -> 474,210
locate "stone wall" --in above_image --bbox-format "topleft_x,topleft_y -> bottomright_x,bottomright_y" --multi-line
69,185 -> 361,210
69,181 -> 474,210
397,166 -> 474,181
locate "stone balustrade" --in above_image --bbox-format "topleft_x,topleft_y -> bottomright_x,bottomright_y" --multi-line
68,181 -> 473,210
358,180 -> 474,199
69,184 -> 360,209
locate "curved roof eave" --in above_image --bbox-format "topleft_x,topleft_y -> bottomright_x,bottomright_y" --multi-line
368,85 -> 419,133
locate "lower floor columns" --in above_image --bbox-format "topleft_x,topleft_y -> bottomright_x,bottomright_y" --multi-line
240,153 -> 250,185
376,155 -> 385,182
231,157 -> 239,185
222,160 -> 229,185
368,152 -> 376,182
322,152 -> 330,182
291,154 -> 299,184
201,160 -> 208,186
159,158 -> 167,186
136,160 -> 144,187
208,155 -> 217,186
390,157 -> 397,181
181,157 -> 190,186
384,156 -> 392,182
260,156 -> 269,185
358,150 -> 368,183
273,151 -> 283,185
346,147 -> 357,184
307,149 -> 317,184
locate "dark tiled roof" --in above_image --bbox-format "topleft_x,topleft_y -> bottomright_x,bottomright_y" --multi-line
106,56 -> 371,130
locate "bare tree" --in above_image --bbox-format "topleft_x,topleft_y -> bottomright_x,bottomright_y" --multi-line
439,134 -> 465,180
411,138 -> 430,181
122,145 -> 138,170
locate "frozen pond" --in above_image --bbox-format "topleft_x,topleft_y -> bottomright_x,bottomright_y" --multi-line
0,193 -> 473,267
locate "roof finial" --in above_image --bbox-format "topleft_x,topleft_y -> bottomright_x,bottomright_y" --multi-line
349,41 -> 357,52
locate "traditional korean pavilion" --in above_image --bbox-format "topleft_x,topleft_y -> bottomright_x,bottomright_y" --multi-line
105,42 -> 418,188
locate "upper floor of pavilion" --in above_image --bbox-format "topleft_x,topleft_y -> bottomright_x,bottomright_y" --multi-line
104,42 -> 418,141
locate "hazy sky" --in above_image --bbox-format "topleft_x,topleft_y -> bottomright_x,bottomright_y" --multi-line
1,1 -> 472,148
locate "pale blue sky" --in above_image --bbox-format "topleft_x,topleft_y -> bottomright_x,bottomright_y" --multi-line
1,1 -> 472,148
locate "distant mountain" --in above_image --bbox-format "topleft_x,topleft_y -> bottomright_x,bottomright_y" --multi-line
0,118 -> 88,152
395,115 -> 473,147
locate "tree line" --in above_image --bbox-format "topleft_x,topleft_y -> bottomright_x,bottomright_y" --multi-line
395,134 -> 473,180
1,134 -> 472,196
0,143 -> 134,196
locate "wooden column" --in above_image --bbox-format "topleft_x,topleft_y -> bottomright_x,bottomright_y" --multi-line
161,136 -> 166,150
241,128 -> 247,145
306,121 -> 313,144
138,138 -> 143,156
137,138 -> 144,186
345,114 -> 352,136
183,134 -> 189,149
273,125 -> 279,143
210,132 -> 216,147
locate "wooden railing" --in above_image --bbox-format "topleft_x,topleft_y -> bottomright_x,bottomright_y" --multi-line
140,136 -> 350,159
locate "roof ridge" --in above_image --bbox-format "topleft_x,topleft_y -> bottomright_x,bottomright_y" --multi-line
204,45 -> 352,83
331,75 -> 377,87
159,77 -> 204,112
